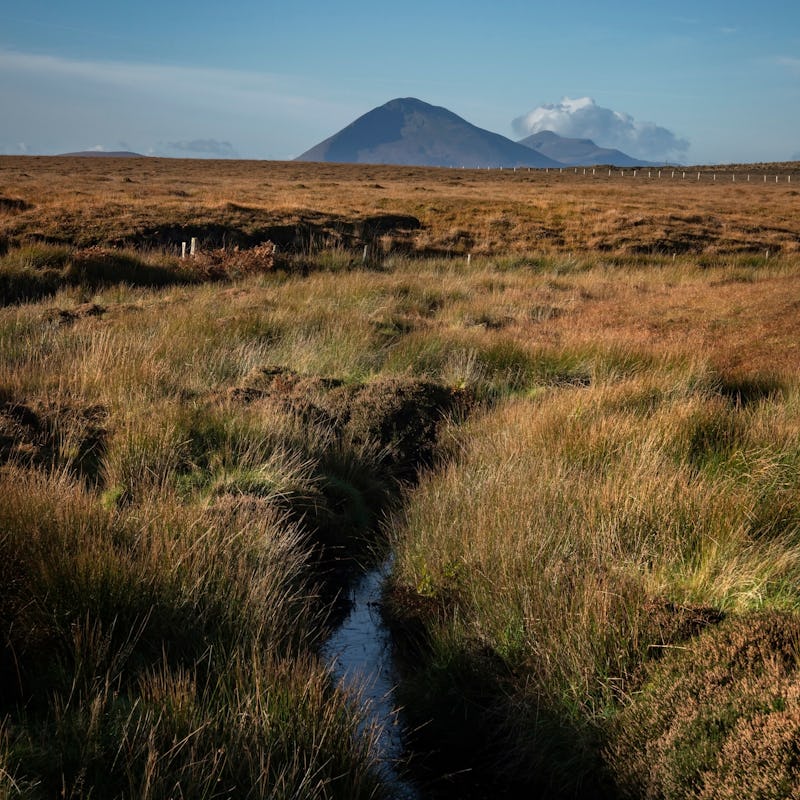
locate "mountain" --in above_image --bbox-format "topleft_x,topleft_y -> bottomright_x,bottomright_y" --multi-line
296,98 -> 562,169
58,151 -> 144,158
517,131 -> 660,167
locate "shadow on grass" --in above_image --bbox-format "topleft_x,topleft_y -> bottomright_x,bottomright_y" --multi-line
0,245 -> 196,306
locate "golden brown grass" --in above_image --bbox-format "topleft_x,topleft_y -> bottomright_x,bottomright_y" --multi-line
2,154 -> 800,798
1,156 -> 798,257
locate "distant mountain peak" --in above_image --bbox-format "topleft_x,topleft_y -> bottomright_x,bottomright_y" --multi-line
296,98 -> 561,169
517,130 -> 662,167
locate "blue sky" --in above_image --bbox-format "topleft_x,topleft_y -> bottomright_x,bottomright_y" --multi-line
2,0 -> 798,163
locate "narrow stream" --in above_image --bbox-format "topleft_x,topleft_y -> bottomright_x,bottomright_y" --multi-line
322,558 -> 421,799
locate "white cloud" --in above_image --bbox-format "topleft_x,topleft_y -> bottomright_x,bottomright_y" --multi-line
512,96 -> 689,161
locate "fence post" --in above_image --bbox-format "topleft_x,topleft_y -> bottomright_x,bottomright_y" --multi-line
190,237 -> 197,257
181,241 -> 186,259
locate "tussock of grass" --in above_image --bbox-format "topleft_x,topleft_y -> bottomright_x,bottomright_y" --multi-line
389,370 -> 800,794
0,466 -> 389,798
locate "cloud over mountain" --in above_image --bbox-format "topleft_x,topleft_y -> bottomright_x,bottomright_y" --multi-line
512,97 -> 689,162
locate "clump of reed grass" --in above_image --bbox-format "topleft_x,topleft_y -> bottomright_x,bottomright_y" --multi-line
389,368 -> 800,793
0,466 -> 386,798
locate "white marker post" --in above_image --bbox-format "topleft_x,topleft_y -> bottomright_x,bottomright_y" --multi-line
362,245 -> 368,264
181,241 -> 187,259
190,237 -> 197,257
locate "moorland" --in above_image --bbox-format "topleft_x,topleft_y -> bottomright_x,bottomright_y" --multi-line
1,154 -> 800,798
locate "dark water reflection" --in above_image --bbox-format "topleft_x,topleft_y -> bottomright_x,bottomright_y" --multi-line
322,559 -> 421,799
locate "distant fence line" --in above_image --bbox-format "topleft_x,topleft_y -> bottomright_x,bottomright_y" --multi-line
467,165 -> 796,183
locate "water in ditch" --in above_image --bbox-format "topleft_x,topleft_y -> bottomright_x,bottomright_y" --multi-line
322,558 -> 421,800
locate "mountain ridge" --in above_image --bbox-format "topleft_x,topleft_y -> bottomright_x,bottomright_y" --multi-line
517,130 -> 661,167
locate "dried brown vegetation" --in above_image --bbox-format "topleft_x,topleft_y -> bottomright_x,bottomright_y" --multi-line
1,155 -> 800,798
1,156 -> 797,257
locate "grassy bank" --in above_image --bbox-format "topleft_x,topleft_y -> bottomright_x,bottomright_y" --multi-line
387,297 -> 800,795
0,251 -> 476,797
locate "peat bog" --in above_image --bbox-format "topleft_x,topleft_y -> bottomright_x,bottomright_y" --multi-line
1,155 -> 800,798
